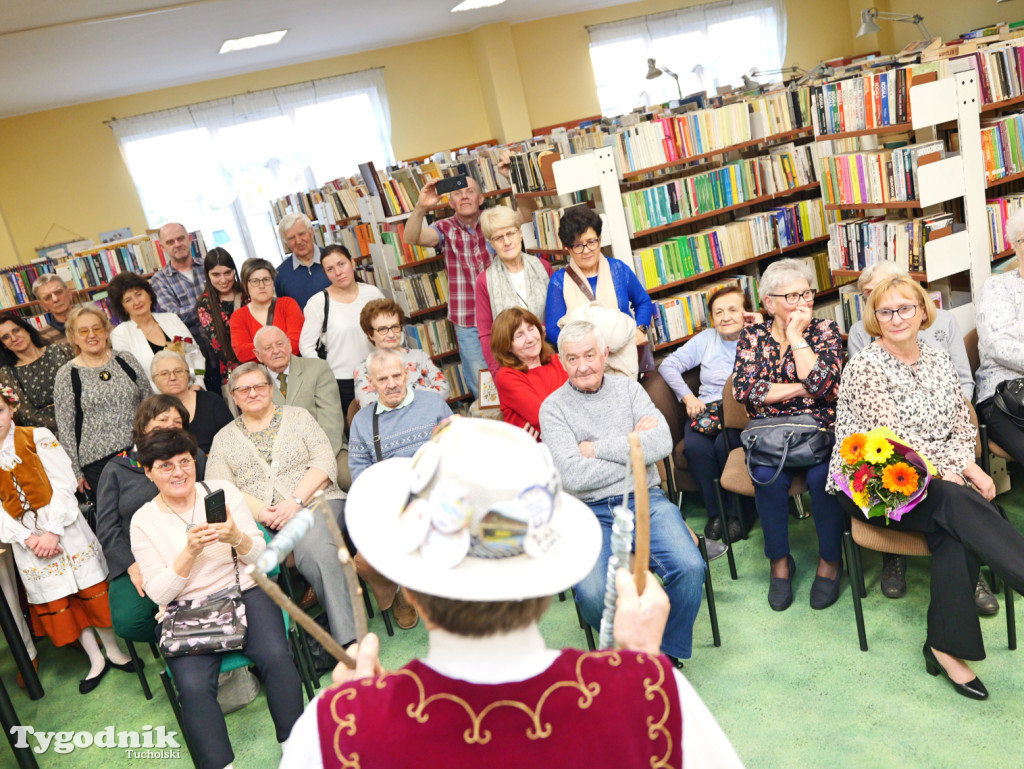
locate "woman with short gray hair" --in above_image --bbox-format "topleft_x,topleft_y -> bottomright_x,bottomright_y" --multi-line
732,258 -> 845,612
150,349 -> 233,453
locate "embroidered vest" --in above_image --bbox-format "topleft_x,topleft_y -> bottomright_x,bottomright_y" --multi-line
317,649 -> 683,769
0,427 -> 53,519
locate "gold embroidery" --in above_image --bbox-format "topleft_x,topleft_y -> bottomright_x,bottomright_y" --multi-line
639,653 -> 673,768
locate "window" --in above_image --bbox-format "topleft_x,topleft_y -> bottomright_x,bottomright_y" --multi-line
111,69 -> 394,263
588,0 -> 787,117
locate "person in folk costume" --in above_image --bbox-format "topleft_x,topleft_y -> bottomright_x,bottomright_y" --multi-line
281,417 -> 744,769
0,384 -> 138,694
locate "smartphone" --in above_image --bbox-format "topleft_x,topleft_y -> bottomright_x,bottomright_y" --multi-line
205,489 -> 227,524
435,174 -> 469,195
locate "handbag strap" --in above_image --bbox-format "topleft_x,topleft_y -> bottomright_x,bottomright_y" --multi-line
267,299 -> 276,328
565,266 -> 597,302
320,289 -> 330,339
198,480 -> 240,589
372,409 -> 384,462
746,435 -> 791,487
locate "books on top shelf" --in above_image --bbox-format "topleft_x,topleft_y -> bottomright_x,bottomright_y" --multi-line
985,193 -> 1024,255
825,213 -> 952,272
508,145 -> 559,194
0,262 -> 57,309
818,140 -> 944,205
405,318 -> 458,358
980,112 -> 1024,184
393,271 -> 450,315
270,178 -> 367,228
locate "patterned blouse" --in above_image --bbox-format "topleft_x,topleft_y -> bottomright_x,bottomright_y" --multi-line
0,343 -> 74,431
196,292 -> 241,378
827,342 -> 975,493
732,317 -> 843,427
238,407 -> 283,465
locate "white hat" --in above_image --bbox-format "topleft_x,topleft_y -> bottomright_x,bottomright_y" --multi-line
346,417 -> 601,601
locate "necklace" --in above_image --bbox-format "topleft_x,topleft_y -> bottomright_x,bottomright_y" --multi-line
159,489 -> 198,531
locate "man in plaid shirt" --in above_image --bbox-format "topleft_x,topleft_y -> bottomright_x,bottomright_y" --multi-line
152,222 -> 206,327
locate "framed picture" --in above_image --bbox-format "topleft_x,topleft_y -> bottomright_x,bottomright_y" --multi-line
478,370 -> 500,410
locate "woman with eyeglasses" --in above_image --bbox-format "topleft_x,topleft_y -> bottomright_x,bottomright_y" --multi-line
351,298 -> 449,408
150,350 -> 232,453
829,274 -> 1024,700
229,258 -> 304,364
732,258 -> 844,612
0,313 -> 74,432
545,206 -> 653,377
474,206 -> 552,376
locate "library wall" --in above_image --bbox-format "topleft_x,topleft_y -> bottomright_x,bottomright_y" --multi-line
469,23 -> 533,144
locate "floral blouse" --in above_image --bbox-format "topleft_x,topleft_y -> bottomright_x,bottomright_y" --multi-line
238,407 -> 283,466
196,292 -> 241,378
827,342 -> 975,493
732,317 -> 842,427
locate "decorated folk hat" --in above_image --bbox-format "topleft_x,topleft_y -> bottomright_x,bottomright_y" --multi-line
345,416 -> 601,601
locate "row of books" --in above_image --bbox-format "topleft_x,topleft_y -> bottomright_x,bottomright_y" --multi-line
507,145 -> 558,194
0,262 -> 57,308
985,193 -> 1024,255
818,141 -> 944,206
745,197 -> 829,252
405,318 -> 458,358
825,213 -> 953,272
810,65 -> 928,137
393,271 -> 450,314
380,223 -> 433,267
439,362 -> 471,402
531,208 -> 564,251
309,221 -> 375,259
359,160 -> 416,219
648,274 -> 758,346
980,111 -> 1024,185
55,237 -> 167,293
793,250 -> 847,294
270,179 -> 368,228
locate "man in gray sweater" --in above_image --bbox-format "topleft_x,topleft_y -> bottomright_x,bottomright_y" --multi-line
539,320 -> 707,663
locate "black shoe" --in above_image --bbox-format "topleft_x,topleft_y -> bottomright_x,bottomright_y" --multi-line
923,644 -> 988,700
665,655 -> 685,670
880,554 -> 907,598
767,555 -> 796,611
810,569 -> 842,610
975,576 -> 1000,616
110,657 -> 140,673
726,517 -> 744,542
704,517 -> 723,541
79,661 -> 110,694
704,538 -> 729,562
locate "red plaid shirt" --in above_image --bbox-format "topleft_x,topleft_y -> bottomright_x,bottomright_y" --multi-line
432,214 -> 490,327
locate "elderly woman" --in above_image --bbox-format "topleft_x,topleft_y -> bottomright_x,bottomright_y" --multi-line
660,285 -> 759,543
108,272 -> 205,392
490,307 -> 566,440
732,258 -> 844,611
545,206 -> 653,375
194,247 -> 244,386
95,395 -> 209,641
475,206 -> 552,375
54,305 -> 151,499
130,427 -> 302,767
230,258 -> 304,364
830,274 -> 1024,700
0,313 -> 74,431
298,245 -> 385,416
351,298 -> 449,408
151,350 -> 232,453
206,362 -> 356,648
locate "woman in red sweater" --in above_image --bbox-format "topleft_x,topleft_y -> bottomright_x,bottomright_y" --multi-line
229,259 -> 303,363
490,308 -> 567,440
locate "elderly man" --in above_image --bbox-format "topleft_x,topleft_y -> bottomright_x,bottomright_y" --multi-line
540,320 -> 710,665
274,213 -> 331,311
281,417 -> 743,769
151,222 -> 206,327
31,273 -> 73,344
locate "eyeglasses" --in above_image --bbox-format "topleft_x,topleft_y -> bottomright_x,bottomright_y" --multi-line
874,304 -> 921,322
231,382 -> 271,396
769,289 -> 816,306
247,277 -> 273,287
154,368 -> 188,379
152,457 -> 194,474
76,327 -> 104,338
490,231 -> 521,245
570,238 -> 601,255
373,324 -> 402,335
0,329 -> 25,343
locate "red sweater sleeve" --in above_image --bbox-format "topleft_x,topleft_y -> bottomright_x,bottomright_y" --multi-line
475,273 -> 498,376
275,297 -> 304,356
230,306 -> 257,363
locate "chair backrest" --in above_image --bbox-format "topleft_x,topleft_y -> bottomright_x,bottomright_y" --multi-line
964,328 -> 980,377
966,397 -> 983,460
346,397 -> 362,429
641,369 -> 688,448
722,374 -> 750,431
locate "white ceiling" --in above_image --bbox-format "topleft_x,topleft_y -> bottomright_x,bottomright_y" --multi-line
0,0 -> 633,119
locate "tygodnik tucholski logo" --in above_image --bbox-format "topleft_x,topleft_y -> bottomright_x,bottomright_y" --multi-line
10,724 -> 181,757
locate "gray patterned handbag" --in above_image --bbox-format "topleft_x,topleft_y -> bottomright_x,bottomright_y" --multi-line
158,549 -> 248,658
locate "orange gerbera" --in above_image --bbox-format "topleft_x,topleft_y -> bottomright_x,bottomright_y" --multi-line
840,433 -> 868,464
882,462 -> 920,496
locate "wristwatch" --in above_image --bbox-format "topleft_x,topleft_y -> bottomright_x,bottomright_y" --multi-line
791,341 -> 810,351
292,496 -> 304,507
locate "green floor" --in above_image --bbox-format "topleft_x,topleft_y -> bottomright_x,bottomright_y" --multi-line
5,474 -> 1024,769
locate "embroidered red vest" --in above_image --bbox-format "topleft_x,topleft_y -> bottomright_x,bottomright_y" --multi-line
0,428 -> 53,519
317,649 -> 683,769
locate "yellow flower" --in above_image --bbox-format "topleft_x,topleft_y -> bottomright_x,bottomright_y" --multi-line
840,433 -> 867,464
863,436 -> 894,465
882,462 -> 920,496
852,490 -> 870,509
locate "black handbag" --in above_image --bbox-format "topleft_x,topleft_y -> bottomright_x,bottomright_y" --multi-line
993,378 -> 1024,428
689,400 -> 723,437
740,414 -> 835,486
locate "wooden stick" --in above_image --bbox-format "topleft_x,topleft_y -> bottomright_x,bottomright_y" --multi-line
247,565 -> 356,669
628,432 -> 650,594
310,492 -> 369,641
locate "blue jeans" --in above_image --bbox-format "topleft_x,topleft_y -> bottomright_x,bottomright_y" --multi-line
454,323 -> 485,400
575,488 -> 705,659
683,423 -> 740,520
751,460 -> 844,563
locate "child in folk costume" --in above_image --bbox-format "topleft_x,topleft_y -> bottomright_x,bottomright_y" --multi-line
0,385 -> 136,693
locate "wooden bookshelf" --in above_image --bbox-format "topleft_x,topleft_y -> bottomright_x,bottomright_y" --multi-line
430,349 -> 460,362
981,94 -> 1024,114
398,255 -> 444,270
514,188 -> 558,199
823,200 -> 921,211
631,182 -> 819,239
410,302 -> 448,318
992,247 -> 1015,261
832,269 -> 927,281
447,393 -> 473,405
813,122 -> 912,142
653,335 -> 693,353
986,169 -> 1024,190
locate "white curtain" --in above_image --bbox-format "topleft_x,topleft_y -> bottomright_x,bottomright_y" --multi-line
110,68 -> 393,262
588,0 -> 787,117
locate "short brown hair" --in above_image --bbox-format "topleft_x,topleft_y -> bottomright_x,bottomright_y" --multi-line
133,394 -> 190,445
406,589 -> 551,637
707,284 -> 749,315
862,275 -> 937,338
240,259 -> 277,302
490,308 -> 555,372
136,428 -> 198,469
359,298 -> 406,343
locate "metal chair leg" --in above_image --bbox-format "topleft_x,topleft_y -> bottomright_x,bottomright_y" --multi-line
558,591 -> 566,602
697,535 -> 721,648
843,530 -> 868,652
1006,580 -> 1016,651
149,642 -> 160,659
125,640 -> 153,700
713,480 -> 738,580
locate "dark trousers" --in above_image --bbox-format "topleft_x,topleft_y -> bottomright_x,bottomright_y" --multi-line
337,379 -> 356,430
682,423 -> 740,520
164,587 -> 303,769
978,397 -> 1024,466
839,480 -> 1024,660
751,459 -> 844,563
82,450 -> 126,509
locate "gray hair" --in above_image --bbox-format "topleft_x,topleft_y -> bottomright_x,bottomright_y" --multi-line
365,347 -> 404,377
277,213 -> 313,243
31,273 -> 68,294
557,320 -> 607,356
253,324 -> 289,350
857,260 -> 906,292
1006,207 -> 1024,246
759,258 -> 816,301
227,361 -> 273,391
149,349 -> 192,386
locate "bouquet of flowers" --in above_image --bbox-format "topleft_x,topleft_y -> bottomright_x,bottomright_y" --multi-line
832,427 -> 935,524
